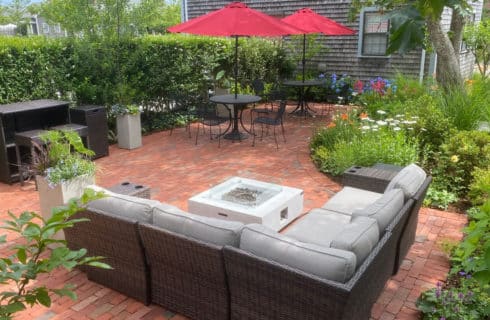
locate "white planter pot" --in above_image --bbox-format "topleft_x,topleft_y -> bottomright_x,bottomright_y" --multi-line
36,174 -> 95,242
117,113 -> 142,149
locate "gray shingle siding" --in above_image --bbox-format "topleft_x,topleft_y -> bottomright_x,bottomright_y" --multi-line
184,0 -> 482,81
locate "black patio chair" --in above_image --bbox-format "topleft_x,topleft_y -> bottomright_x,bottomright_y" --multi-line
169,92 -> 199,138
252,100 -> 287,149
195,101 -> 231,148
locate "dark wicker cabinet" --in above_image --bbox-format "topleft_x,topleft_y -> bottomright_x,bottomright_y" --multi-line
0,99 -> 70,184
70,105 -> 109,159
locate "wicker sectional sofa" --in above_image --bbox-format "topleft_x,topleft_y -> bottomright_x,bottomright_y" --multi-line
64,164 -> 431,320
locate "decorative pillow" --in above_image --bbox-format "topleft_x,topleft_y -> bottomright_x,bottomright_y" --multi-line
86,185 -> 159,223
351,188 -> 404,231
152,204 -> 244,247
385,164 -> 427,200
240,224 -> 357,283
330,216 -> 379,267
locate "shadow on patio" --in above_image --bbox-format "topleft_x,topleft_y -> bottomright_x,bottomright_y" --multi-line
0,105 -> 466,320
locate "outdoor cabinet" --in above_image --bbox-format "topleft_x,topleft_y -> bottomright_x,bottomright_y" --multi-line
0,100 -> 70,184
70,105 -> 109,158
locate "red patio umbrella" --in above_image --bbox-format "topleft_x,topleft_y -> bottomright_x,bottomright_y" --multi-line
168,2 -> 304,97
281,8 -> 356,82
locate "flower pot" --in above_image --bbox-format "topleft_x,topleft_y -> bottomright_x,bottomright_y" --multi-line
36,174 -> 95,241
117,113 -> 142,149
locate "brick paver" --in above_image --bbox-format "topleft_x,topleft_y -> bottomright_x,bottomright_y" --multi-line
0,106 -> 466,319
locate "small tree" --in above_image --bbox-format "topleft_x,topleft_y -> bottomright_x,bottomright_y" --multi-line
464,20 -> 490,79
0,189 -> 110,319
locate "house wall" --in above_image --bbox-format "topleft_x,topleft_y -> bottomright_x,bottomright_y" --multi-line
184,0 -> 430,82
183,0 -> 483,81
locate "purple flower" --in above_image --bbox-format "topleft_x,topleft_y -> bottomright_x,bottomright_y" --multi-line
459,271 -> 466,276
458,292 -> 464,300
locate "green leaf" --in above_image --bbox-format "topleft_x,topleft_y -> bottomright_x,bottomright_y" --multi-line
35,288 -> 51,307
52,288 -> 77,300
85,261 -> 112,269
2,301 -> 25,314
473,270 -> 490,285
16,248 -> 26,264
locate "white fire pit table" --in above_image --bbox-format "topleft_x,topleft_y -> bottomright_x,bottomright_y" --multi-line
188,177 -> 304,231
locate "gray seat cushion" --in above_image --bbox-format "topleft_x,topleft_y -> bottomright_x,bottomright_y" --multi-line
152,203 -> 244,247
385,163 -> 427,200
240,224 -> 357,283
322,187 -> 383,215
285,210 -> 379,267
87,185 -> 160,223
330,216 -> 379,267
352,188 -> 405,231
284,209 -> 351,247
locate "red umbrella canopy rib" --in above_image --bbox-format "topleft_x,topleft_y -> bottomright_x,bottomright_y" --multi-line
281,7 -> 355,35
168,2 -> 304,36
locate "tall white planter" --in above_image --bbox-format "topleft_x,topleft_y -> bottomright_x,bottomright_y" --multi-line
117,113 -> 142,149
36,174 -> 95,241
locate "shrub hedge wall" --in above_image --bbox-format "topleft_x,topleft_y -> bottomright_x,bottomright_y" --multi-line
0,35 -> 293,105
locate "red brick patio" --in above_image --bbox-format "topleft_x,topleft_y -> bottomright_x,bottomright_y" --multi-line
0,107 -> 467,319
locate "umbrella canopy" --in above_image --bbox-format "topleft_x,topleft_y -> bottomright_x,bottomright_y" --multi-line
281,8 -> 355,81
168,2 -> 304,97
168,2 -> 303,36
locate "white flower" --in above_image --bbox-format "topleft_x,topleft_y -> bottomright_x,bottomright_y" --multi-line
361,117 -> 370,121
371,128 -> 379,131
376,120 -> 387,126
372,125 -> 379,129
361,125 -> 371,130
377,110 -> 386,115
368,119 -> 375,123
393,127 -> 401,131
393,120 -> 400,125
385,118 -> 394,122
395,114 -> 403,118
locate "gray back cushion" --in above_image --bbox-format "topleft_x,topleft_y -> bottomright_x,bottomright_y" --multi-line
152,204 -> 244,247
87,186 -> 160,223
330,216 -> 379,267
351,189 -> 404,231
385,164 -> 427,200
240,224 -> 357,283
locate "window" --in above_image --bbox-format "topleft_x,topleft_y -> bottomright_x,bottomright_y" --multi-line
358,9 -> 390,57
54,24 -> 61,33
460,13 -> 476,53
42,23 -> 49,34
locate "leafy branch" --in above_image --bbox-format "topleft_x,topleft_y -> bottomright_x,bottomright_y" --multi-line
0,189 -> 111,319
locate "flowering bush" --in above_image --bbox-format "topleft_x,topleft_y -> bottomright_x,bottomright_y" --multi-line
322,73 -> 354,104
416,275 -> 490,320
311,110 -> 418,175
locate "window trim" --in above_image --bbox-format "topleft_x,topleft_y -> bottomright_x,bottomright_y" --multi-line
357,7 -> 391,58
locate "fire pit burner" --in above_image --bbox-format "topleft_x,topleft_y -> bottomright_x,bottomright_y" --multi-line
222,187 -> 262,206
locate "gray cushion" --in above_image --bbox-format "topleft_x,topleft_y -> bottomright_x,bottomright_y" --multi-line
330,216 -> 379,267
152,204 -> 244,247
284,209 -> 351,247
322,187 -> 383,215
385,163 -> 427,200
352,189 -> 405,231
86,185 -> 160,223
240,224 -> 357,283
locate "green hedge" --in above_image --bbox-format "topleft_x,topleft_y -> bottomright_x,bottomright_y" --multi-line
0,35 -> 293,106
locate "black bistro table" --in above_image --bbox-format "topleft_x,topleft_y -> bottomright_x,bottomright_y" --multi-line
210,94 -> 261,140
283,79 -> 325,116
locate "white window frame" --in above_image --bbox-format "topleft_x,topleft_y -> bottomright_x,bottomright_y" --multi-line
357,8 -> 390,58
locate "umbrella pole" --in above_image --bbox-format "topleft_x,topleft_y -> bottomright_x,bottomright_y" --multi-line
234,35 -> 238,99
302,34 -> 306,82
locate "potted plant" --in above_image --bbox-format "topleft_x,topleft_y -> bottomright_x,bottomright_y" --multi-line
112,103 -> 142,150
34,130 -> 96,237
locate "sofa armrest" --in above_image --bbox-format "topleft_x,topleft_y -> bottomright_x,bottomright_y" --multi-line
342,165 -> 402,193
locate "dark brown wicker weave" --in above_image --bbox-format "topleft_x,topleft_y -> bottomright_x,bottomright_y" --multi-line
64,209 -> 150,304
223,229 -> 397,320
392,177 -> 432,273
138,223 -> 230,320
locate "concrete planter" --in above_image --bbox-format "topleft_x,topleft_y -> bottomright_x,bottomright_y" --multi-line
36,174 -> 95,241
117,113 -> 142,149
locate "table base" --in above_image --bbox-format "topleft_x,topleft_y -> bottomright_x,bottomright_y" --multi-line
224,130 -> 249,141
